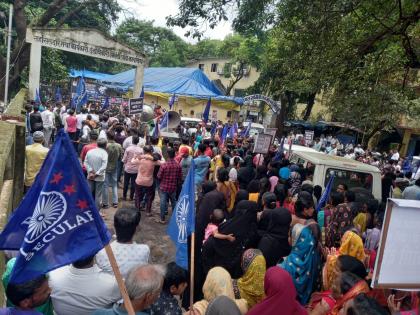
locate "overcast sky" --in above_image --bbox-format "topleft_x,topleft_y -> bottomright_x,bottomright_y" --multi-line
117,0 -> 234,43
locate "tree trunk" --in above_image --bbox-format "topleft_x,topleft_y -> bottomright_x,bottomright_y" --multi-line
302,92 -> 316,121
275,91 -> 293,139
225,61 -> 244,96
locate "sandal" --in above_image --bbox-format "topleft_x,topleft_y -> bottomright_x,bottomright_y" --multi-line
154,218 -> 166,224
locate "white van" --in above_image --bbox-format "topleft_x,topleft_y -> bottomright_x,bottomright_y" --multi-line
181,117 -> 204,135
289,151 -> 382,200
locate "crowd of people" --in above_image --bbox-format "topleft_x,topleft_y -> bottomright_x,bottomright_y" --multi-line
6,99 -> 420,315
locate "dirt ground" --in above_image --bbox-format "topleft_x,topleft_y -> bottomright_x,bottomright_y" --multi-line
101,187 -> 176,264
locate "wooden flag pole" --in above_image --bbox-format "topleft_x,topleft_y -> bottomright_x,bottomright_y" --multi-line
189,232 -> 196,314
104,244 -> 135,315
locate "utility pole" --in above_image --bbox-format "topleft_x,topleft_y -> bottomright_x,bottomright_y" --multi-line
4,4 -> 13,108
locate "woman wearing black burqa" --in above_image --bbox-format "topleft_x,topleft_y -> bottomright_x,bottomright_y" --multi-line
257,193 -> 292,268
237,155 -> 256,190
202,200 -> 259,279
192,181 -> 226,303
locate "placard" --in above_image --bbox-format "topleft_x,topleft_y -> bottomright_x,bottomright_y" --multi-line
305,130 -> 314,145
253,134 -> 273,154
129,97 -> 144,115
372,199 -> 420,289
265,128 -> 277,143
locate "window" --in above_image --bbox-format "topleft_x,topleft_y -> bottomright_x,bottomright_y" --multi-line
190,110 -> 195,116
324,168 -> 373,192
210,63 -> 218,72
226,111 -> 232,118
198,64 -> 205,71
178,109 -> 183,116
234,89 -> 245,97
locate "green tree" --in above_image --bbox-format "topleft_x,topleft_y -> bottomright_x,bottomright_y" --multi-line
115,18 -> 191,67
217,34 -> 263,95
167,0 -> 420,142
0,0 -> 121,98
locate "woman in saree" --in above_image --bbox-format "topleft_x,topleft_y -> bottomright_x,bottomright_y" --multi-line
307,255 -> 368,315
188,267 -> 248,315
328,271 -> 370,315
325,199 -> 353,248
247,267 -> 307,315
280,222 -> 322,305
232,249 -> 266,308
323,231 -> 366,291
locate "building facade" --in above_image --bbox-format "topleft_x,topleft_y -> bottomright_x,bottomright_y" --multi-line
187,58 -> 261,122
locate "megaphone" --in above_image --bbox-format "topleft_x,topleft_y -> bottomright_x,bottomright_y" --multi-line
139,105 -> 181,129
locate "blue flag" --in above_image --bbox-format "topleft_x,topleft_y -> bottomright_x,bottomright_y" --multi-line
35,88 -> 42,106
273,137 -> 285,162
316,174 -> 335,213
221,124 -> 229,144
202,98 -> 211,123
73,76 -> 88,112
229,125 -> 235,139
167,160 -> 195,269
241,122 -> 251,137
140,86 -> 144,98
0,130 -> 111,284
102,96 -> 110,110
55,87 -> 62,103
210,122 -> 217,136
168,93 -> 176,110
159,112 -> 169,131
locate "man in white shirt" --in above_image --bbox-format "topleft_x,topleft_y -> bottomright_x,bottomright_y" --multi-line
76,108 -> 88,139
123,128 -> 146,150
41,105 -> 54,147
96,208 -> 150,278
49,255 -> 121,315
390,149 -> 400,162
84,138 -> 108,209
354,144 -> 365,155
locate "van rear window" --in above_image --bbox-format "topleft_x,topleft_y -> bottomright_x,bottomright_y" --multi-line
325,168 -> 373,192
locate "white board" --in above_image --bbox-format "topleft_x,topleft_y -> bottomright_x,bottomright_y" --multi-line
372,199 -> 420,289
253,134 -> 272,154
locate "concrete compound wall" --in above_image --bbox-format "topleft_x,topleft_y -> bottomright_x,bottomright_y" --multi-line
0,88 -> 27,305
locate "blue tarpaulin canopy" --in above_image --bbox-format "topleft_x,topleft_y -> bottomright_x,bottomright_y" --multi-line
69,69 -> 111,81
69,67 -> 243,104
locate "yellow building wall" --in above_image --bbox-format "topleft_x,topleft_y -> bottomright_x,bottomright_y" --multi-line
295,91 -> 332,121
186,58 -> 260,94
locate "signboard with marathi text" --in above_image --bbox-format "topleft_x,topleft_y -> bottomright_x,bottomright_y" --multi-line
305,130 -> 314,145
265,128 -> 277,143
129,97 -> 144,115
253,134 -> 273,154
372,199 -> 420,289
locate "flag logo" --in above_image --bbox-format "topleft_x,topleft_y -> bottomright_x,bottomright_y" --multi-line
23,191 -> 67,244
175,195 -> 190,244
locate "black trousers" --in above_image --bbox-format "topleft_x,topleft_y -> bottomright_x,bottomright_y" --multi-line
123,172 -> 137,199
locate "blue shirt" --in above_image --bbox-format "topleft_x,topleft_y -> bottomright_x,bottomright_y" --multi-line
194,155 -> 211,185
